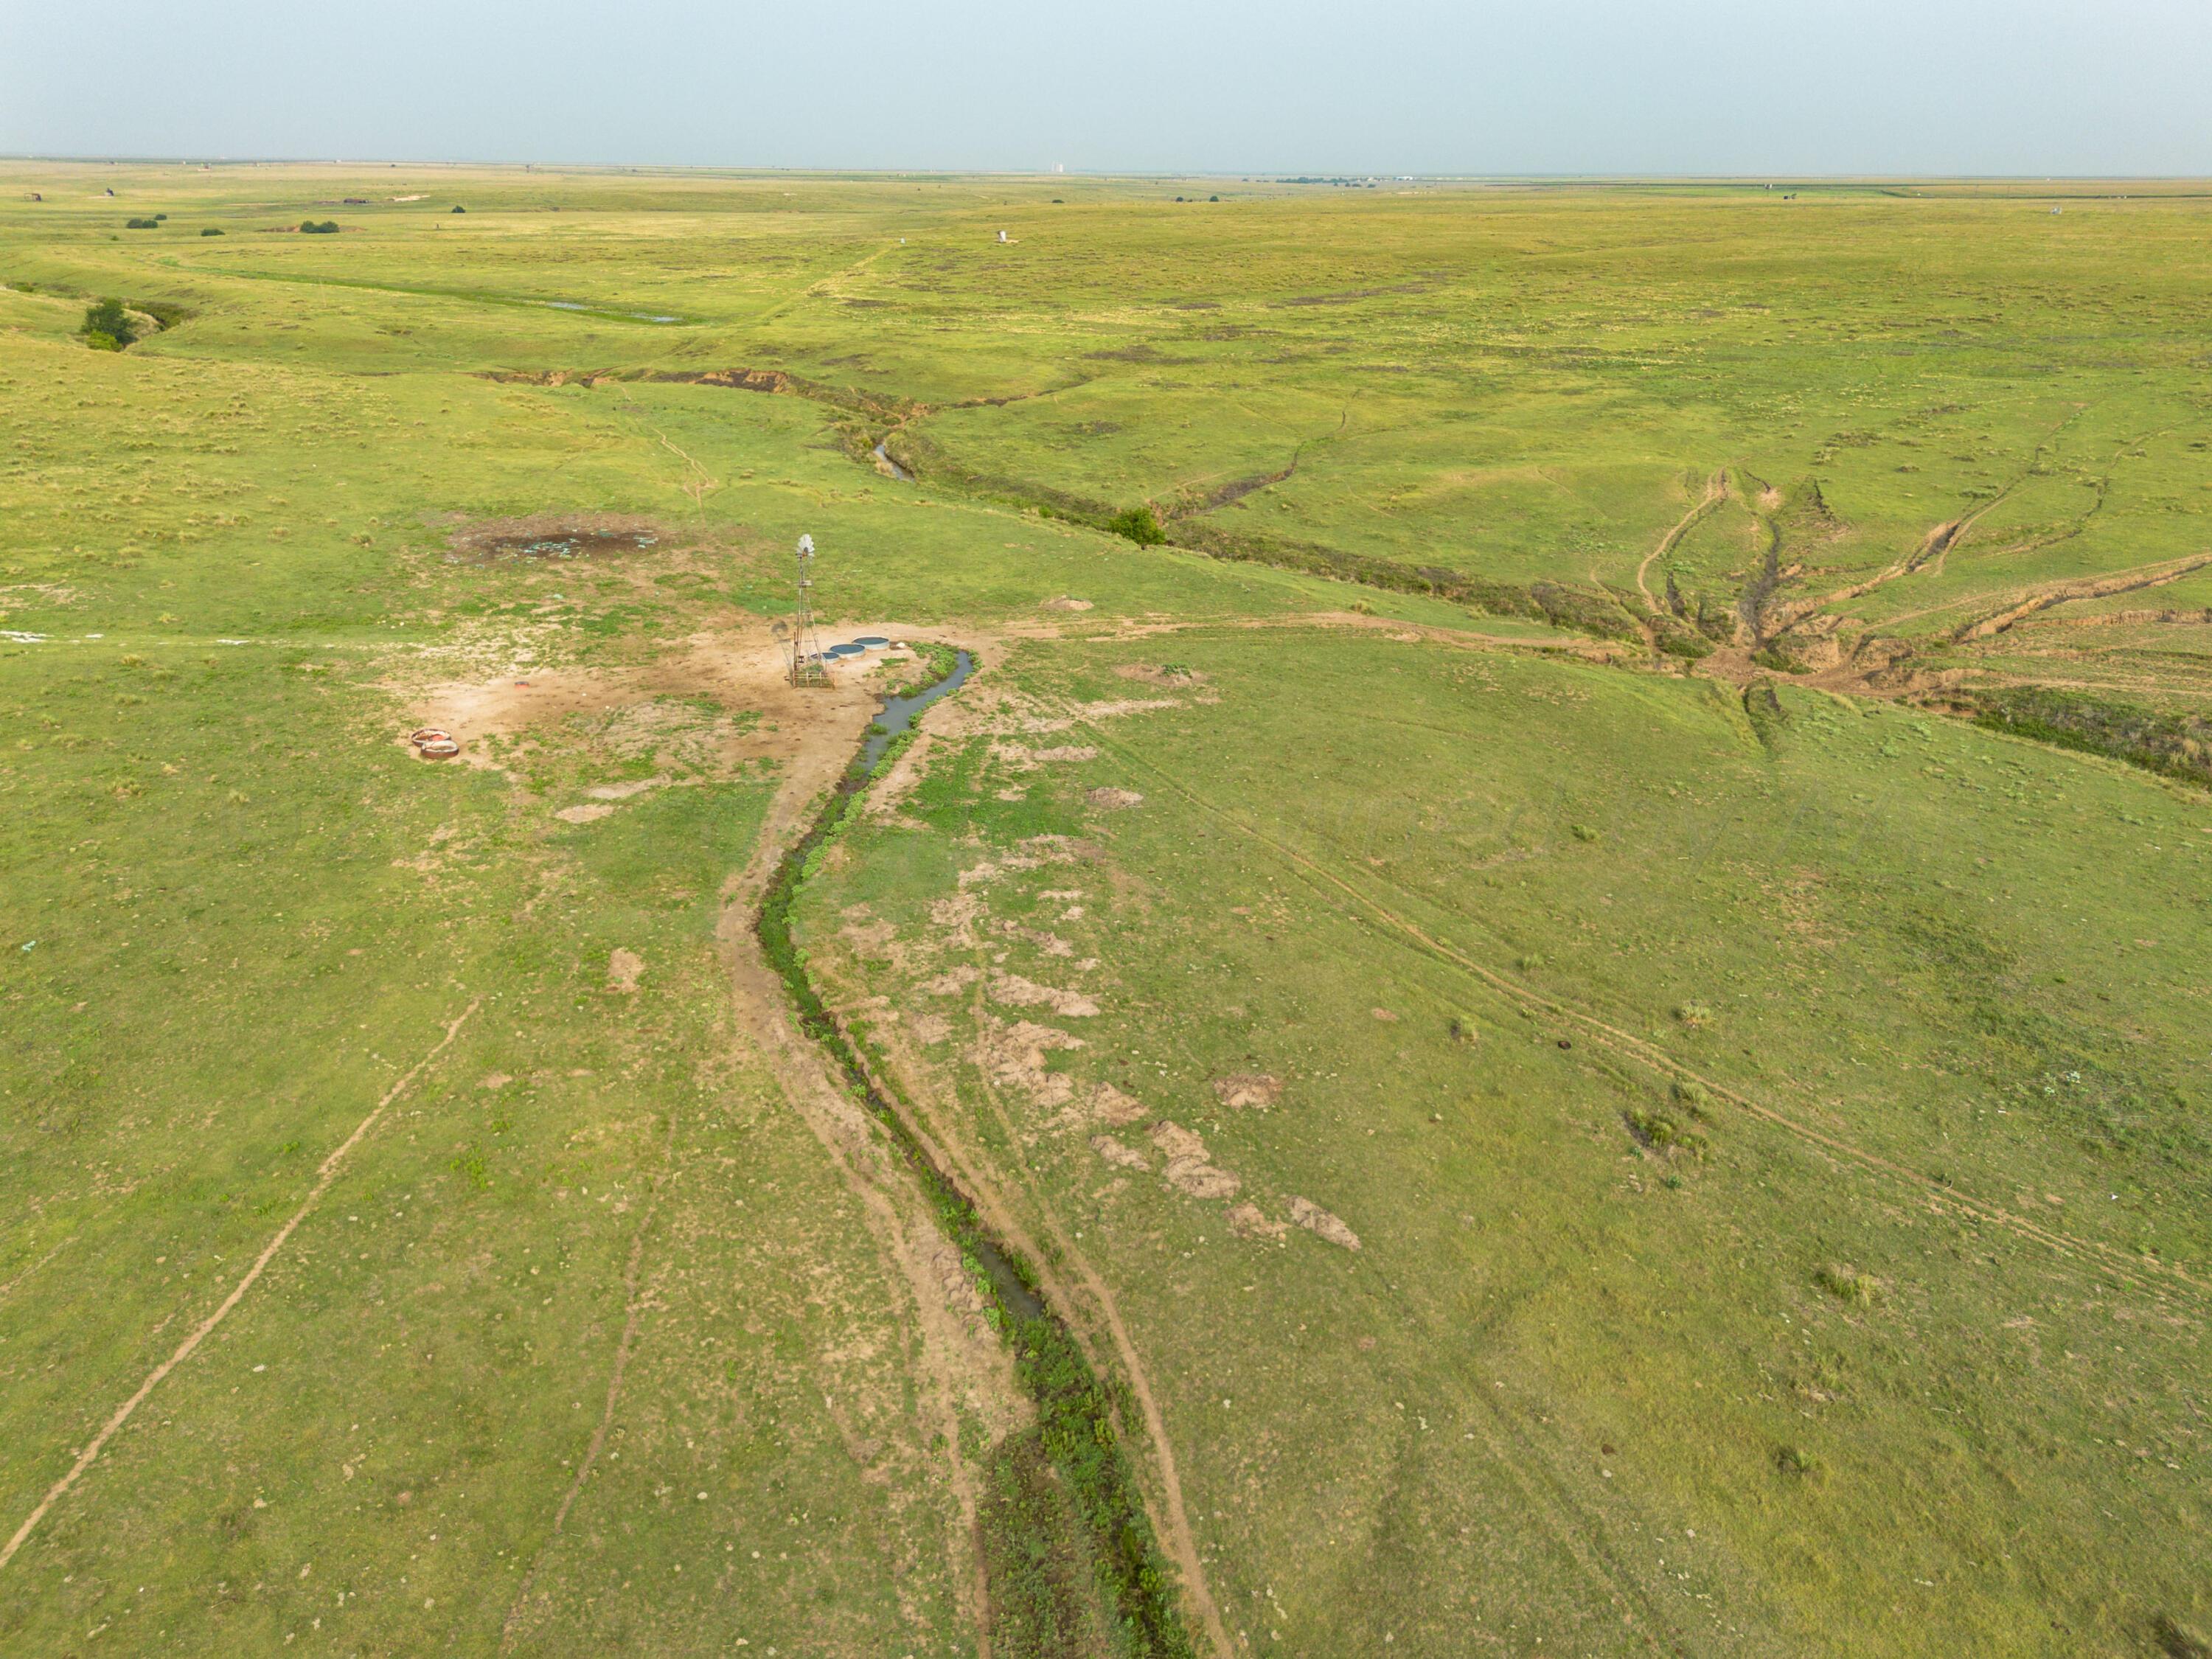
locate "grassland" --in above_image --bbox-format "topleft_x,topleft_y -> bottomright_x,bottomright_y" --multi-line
2,161 -> 2208,1656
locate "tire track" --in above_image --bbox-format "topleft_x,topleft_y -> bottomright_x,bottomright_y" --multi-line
1077,720 -> 2198,1305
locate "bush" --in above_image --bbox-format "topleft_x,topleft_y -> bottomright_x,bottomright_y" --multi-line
1105,504 -> 1166,546
200,226 -> 223,236
1674,1001 -> 1714,1029
451,204 -> 466,214
299,219 -> 339,234
154,212 -> 167,220
1972,685 -> 2212,787
1773,1444 -> 1823,1478
124,217 -> 158,229
1626,1106 -> 1708,1158
1814,1263 -> 1882,1304
79,297 -> 136,349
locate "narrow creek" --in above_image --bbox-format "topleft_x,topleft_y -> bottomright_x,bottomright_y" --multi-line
751,646 -> 1192,1655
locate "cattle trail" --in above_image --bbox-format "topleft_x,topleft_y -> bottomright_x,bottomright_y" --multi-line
0,997 -> 482,1573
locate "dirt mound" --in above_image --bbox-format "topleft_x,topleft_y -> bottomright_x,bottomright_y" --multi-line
1090,1133 -> 1150,1172
448,513 -> 672,563
1090,1082 -> 1150,1125
1211,1073 -> 1282,1110
1150,1121 -> 1242,1200
1115,663 -> 1211,688
1288,1195 -> 1360,1250
1227,1203 -> 1288,1242
978,1018 -> 1086,1110
989,970 -> 1100,1018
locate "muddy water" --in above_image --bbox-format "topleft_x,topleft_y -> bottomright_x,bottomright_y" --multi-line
872,442 -> 911,481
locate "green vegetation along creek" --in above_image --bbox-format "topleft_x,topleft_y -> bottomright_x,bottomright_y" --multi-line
1,161 -> 2208,1658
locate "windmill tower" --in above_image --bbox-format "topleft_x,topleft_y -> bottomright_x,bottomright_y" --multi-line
789,534 -> 829,686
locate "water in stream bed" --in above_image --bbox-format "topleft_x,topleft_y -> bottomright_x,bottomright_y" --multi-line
860,650 -> 973,772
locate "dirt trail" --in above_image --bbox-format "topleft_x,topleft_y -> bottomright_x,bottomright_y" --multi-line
785,662 -> 1232,1658
1634,470 -> 1727,614
0,998 -> 482,1573
1079,723 -> 2200,1307
921,984 -> 1233,1659
707,641 -> 1020,1650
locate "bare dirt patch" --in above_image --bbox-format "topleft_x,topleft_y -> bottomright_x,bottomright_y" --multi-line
1090,1082 -> 1150,1126
1288,1195 -> 1361,1250
1226,1203 -> 1289,1243
446,512 -> 677,564
1086,787 -> 1145,811
397,627 -> 895,781
606,948 -> 645,992
1211,1073 -> 1282,1110
1114,663 -> 1211,689
988,970 -> 1100,1018
1150,1121 -> 1242,1200
554,802 -> 616,824
991,741 -> 1100,773
1090,1133 -> 1150,1172
977,1016 -> 1086,1110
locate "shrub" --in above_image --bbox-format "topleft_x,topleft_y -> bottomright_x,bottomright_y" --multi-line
451,204 -> 466,214
79,297 -> 136,348
1626,1106 -> 1708,1158
154,212 -> 167,220
1814,1262 -> 1882,1304
1674,1002 -> 1714,1029
1670,1079 -> 1711,1119
124,217 -> 158,229
1105,504 -> 1166,546
1972,685 -> 2212,787
1571,822 -> 1600,842
200,226 -> 223,236
1773,1444 -> 1823,1478
299,219 -> 339,234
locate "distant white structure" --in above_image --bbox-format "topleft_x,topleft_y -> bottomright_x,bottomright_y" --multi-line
998,229 -> 1010,243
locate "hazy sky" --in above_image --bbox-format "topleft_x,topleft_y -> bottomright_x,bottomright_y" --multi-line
5,0 -> 2210,176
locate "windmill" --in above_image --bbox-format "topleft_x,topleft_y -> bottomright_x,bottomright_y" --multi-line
788,534 -> 829,686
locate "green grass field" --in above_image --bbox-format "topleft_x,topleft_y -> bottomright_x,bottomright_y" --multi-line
2,161 -> 2208,1657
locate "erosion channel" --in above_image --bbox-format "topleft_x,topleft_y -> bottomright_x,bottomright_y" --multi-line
751,647 -> 1199,1659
